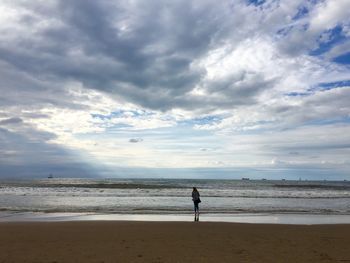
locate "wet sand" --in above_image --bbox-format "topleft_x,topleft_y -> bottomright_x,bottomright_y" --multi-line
0,221 -> 350,263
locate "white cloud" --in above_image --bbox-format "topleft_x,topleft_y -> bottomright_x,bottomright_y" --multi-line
309,0 -> 350,33
0,0 -> 349,177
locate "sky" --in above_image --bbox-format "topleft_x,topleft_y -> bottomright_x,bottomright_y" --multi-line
0,0 -> 349,179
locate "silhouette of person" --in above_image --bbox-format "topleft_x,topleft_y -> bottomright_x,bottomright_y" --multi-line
192,187 -> 201,221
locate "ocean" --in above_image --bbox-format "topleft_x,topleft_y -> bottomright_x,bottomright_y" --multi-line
1,178 -> 350,215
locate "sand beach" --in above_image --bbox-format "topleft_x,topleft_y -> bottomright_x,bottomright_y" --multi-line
1,221 -> 350,263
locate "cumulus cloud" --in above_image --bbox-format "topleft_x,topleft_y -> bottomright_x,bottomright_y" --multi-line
0,0 -> 340,112
309,0 -> 350,32
1,0 -> 348,113
0,0 -> 349,177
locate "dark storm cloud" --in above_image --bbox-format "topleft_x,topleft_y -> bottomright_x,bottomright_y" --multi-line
0,61 -> 91,111
202,72 -> 276,106
0,117 -> 23,126
0,0 -> 265,111
0,127 -> 96,178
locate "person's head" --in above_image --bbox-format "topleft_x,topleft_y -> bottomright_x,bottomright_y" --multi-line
193,187 -> 197,192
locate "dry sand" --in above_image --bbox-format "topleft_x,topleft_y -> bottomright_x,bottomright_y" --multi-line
0,221 -> 349,263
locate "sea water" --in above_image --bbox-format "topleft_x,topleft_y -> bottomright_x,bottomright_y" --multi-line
0,178 -> 349,215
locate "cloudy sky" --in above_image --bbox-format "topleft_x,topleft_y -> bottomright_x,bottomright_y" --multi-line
0,0 -> 349,179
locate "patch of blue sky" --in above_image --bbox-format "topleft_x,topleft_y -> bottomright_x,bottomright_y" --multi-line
246,0 -> 265,6
304,117 -> 350,127
333,52 -> 350,65
276,2 -> 318,36
316,80 -> 350,90
304,81 -> 350,94
91,111 -> 124,120
91,109 -> 153,120
310,26 -> 347,56
284,91 -> 310,97
292,4 -> 309,21
179,115 -> 222,127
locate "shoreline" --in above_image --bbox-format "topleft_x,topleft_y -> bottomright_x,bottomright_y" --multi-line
1,221 -> 350,262
1,211 -> 350,224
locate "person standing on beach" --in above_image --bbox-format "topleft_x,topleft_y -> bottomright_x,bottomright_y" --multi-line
192,187 -> 201,221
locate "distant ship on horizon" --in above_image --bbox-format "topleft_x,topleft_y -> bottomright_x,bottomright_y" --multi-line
48,174 -> 53,179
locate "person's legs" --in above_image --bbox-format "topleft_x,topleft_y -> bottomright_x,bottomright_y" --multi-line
194,202 -> 199,221
196,204 -> 199,221
193,203 -> 197,221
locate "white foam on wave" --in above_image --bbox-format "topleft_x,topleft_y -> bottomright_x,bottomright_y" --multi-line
1,211 -> 350,225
